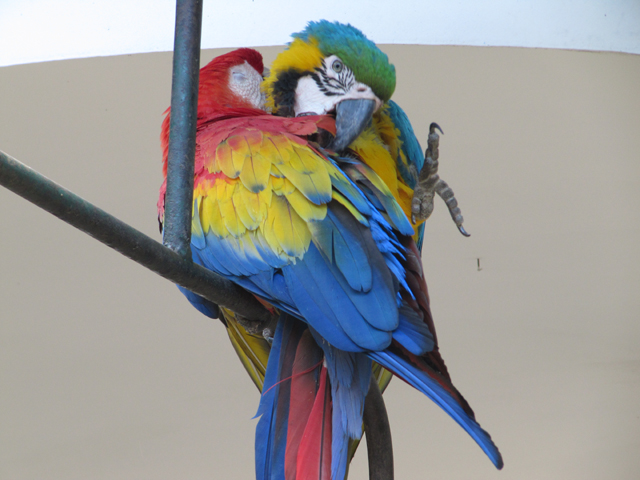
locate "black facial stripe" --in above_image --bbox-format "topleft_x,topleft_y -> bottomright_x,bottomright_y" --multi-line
310,72 -> 340,96
271,69 -> 311,117
314,61 -> 356,96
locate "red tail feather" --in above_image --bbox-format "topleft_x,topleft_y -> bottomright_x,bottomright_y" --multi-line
296,367 -> 332,480
285,331 -> 324,478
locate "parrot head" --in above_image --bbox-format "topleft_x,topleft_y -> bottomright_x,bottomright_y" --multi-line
196,47 -> 266,120
264,20 -> 396,151
160,48 -> 266,176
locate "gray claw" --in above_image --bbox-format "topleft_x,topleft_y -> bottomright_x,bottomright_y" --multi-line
410,123 -> 470,237
458,225 -> 471,237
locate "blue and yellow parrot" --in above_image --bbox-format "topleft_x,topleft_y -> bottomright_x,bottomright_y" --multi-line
221,21 -> 433,405
158,34 -> 502,480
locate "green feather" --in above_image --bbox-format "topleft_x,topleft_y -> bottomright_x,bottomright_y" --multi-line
293,20 -> 396,102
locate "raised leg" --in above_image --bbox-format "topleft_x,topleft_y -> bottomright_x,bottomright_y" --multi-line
411,123 -> 470,237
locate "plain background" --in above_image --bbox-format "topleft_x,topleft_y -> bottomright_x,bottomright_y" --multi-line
1,45 -> 639,479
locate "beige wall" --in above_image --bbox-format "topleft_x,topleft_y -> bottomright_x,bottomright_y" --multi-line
1,45 -> 639,479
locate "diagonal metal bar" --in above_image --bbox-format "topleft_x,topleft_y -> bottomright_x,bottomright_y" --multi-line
163,0 -> 203,258
0,150 -> 273,323
364,373 -> 394,480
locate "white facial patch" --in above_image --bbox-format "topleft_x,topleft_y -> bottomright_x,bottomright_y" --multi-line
294,76 -> 337,116
293,55 -> 383,117
228,61 -> 266,110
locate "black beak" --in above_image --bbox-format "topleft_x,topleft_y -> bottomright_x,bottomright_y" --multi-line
328,99 -> 376,153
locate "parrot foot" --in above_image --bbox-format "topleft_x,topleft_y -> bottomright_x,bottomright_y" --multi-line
411,123 -> 470,237
235,313 -> 279,344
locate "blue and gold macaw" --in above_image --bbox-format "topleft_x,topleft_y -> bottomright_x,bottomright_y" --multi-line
158,34 -> 502,480
225,21 -> 430,404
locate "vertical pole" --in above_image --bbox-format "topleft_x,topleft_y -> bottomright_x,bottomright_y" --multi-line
163,0 -> 203,258
364,374 -> 394,480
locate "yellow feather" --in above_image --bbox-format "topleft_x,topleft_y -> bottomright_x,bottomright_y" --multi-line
272,177 -> 296,196
231,188 -> 260,231
215,141 -> 237,177
270,164 -> 285,178
262,38 -> 323,113
276,145 -> 332,204
239,149 -> 271,193
236,183 -> 270,225
285,188 -> 328,222
191,197 -> 205,238
222,309 -> 270,391
331,191 -> 368,225
265,134 -> 292,165
200,194 -> 226,237
229,137 -> 250,178
218,183 -> 247,237
270,175 -> 285,193
350,128 -> 400,198
373,108 -> 404,166
262,195 -> 310,258
397,181 -> 415,222
215,178 -> 234,202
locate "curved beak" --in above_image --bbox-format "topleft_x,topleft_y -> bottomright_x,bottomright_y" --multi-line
328,99 -> 377,153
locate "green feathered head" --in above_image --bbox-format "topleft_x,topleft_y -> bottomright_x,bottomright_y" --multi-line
293,21 -> 396,102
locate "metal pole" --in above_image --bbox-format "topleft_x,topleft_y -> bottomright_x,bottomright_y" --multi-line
364,373 -> 394,480
0,150 -> 273,323
162,0 -> 203,258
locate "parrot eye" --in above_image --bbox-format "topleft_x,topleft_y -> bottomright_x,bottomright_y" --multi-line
232,71 -> 247,83
331,60 -> 344,73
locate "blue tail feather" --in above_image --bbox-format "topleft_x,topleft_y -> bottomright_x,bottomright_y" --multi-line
310,328 -> 372,480
369,349 -> 503,469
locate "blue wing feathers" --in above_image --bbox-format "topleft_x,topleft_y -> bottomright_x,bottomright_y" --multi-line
311,207 -> 373,292
392,304 -> 435,355
183,115 -> 503,476
284,245 -> 392,352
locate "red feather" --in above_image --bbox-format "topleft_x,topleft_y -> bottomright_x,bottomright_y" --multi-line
284,330 -> 323,479
159,48 -> 266,179
296,367 -> 332,480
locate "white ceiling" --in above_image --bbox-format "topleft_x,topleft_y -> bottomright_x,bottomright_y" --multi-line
1,0 -> 639,67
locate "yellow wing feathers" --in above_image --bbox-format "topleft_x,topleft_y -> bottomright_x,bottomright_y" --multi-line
194,127 -> 337,263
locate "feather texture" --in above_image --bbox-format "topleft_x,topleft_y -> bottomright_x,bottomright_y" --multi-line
158,46 -> 503,480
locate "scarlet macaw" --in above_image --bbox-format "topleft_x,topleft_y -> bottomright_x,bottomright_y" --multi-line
158,45 -> 502,480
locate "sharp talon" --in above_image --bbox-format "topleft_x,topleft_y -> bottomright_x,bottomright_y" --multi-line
429,122 -> 443,135
458,225 -> 470,237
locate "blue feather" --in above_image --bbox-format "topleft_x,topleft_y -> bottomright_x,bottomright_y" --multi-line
308,207 -> 373,292
283,244 -> 391,352
176,286 -> 219,319
392,304 -> 434,355
191,242 -> 232,276
386,100 -> 424,187
386,100 -> 427,250
255,316 -> 304,480
310,328 -> 372,480
369,349 -> 504,470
